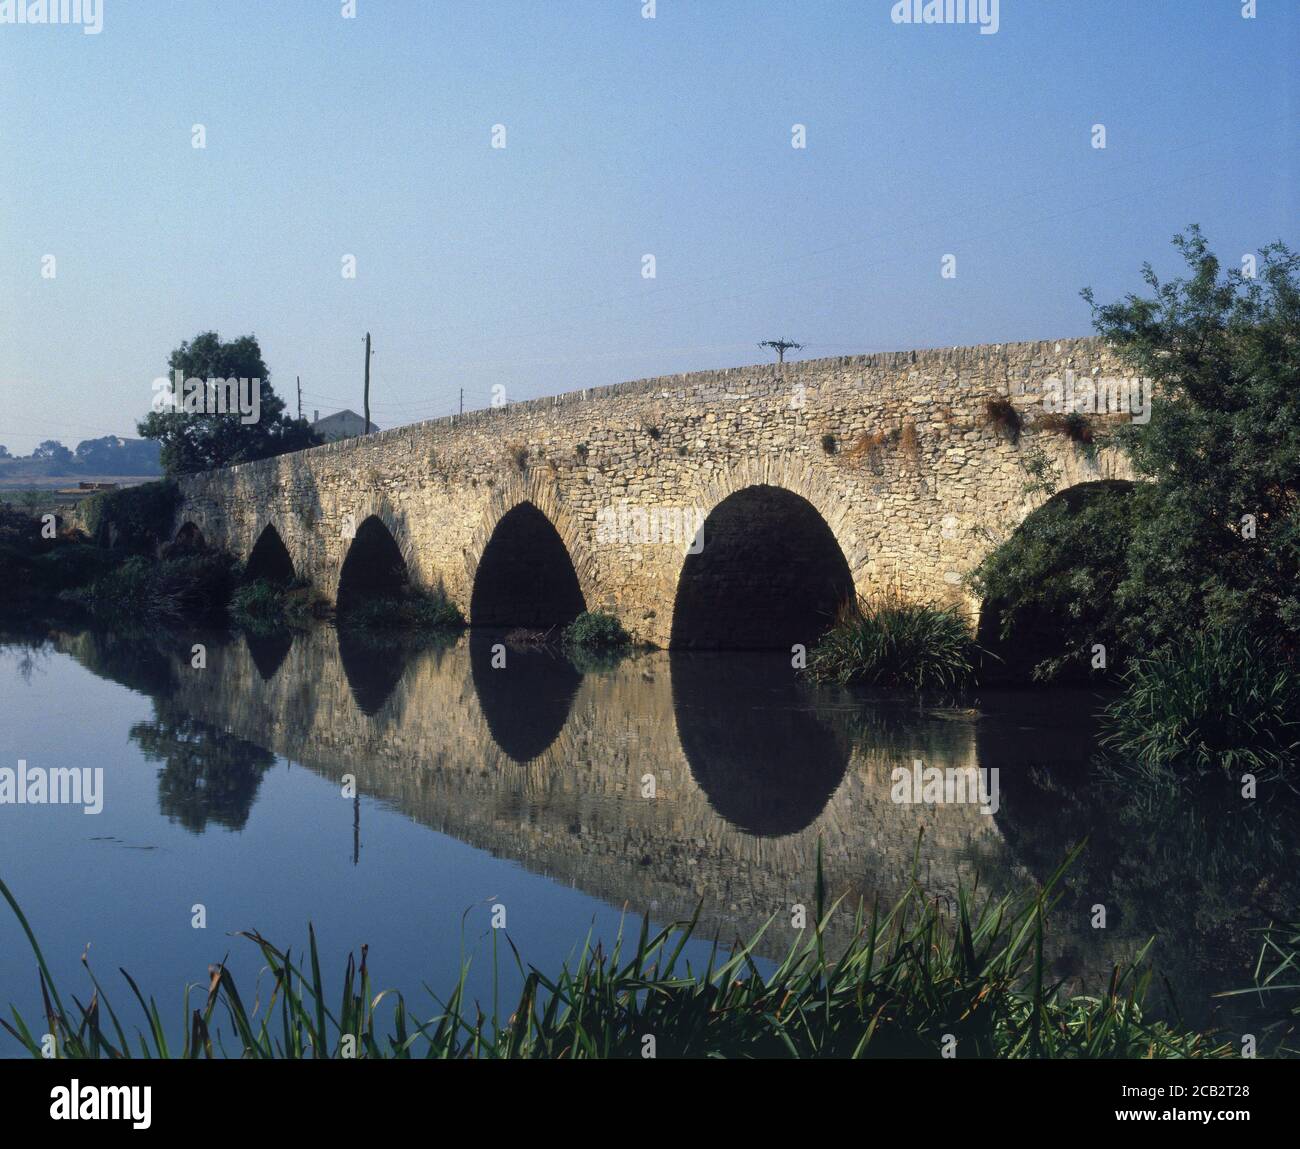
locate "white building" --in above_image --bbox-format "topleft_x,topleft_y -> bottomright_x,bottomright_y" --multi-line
311,409 -> 381,442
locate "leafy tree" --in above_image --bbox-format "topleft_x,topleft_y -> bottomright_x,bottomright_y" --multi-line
1084,227 -> 1300,647
975,228 -> 1299,680
32,439 -> 74,464
971,480 -> 1150,681
137,332 -> 321,475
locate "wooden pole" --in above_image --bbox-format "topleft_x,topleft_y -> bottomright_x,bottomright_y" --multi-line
363,333 -> 372,434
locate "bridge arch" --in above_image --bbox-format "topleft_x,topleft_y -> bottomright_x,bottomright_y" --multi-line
466,478 -> 594,628
173,521 -> 207,550
337,514 -> 411,610
670,461 -> 859,650
245,521 -> 296,583
975,476 -> 1141,682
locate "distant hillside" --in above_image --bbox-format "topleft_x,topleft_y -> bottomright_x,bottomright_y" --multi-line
0,436 -> 162,479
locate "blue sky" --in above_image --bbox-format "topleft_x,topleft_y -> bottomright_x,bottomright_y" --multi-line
1,0 -> 1295,453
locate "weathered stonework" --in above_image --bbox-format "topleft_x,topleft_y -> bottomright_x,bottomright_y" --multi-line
175,337 -> 1138,646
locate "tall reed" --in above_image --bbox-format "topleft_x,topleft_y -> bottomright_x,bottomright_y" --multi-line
0,850 -> 1232,1059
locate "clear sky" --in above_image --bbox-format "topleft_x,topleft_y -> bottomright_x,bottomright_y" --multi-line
0,0 -> 1295,454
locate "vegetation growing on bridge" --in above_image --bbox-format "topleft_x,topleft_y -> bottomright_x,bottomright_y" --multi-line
0,849 -> 1257,1060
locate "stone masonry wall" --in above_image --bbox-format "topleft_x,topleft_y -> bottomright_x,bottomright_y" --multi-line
176,337 -> 1138,646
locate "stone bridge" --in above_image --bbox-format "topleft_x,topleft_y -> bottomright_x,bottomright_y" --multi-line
175,337 -> 1137,647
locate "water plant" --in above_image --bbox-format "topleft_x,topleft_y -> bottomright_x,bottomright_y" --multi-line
229,577 -> 315,630
0,851 -> 1234,1059
805,595 -> 978,692
1100,629 -> 1300,784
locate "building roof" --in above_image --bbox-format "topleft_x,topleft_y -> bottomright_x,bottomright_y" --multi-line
311,409 -> 381,434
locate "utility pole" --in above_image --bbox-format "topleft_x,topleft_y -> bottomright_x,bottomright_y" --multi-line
758,339 -> 802,365
459,387 -> 464,415
296,376 -> 302,421
363,333 -> 372,434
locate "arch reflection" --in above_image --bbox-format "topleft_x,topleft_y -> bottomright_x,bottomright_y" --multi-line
470,631 -> 582,763
670,652 -> 850,836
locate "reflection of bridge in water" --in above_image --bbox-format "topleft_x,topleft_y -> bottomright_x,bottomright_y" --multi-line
51,624 -> 1291,1030
76,625 -> 1040,944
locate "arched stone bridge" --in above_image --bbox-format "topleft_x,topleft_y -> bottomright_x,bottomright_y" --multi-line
175,337 -> 1138,647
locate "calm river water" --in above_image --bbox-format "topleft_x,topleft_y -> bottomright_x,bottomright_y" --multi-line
0,623 -> 1293,1052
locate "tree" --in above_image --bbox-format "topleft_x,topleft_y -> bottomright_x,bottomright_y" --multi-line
75,436 -> 162,475
137,332 -> 321,475
32,439 -> 74,464
974,228 -> 1299,680
1084,227 -> 1300,647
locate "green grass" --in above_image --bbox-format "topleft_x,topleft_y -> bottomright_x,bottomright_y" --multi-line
229,577 -> 315,631
805,596 -> 979,692
336,590 -> 464,632
1100,630 -> 1300,783
0,849 -> 1235,1059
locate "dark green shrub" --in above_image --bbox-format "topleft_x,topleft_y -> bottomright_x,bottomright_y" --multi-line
33,544 -> 122,592
805,596 -> 978,691
563,610 -> 630,651
81,481 -> 179,552
1100,630 -> 1300,782
1085,228 -> 1300,646
337,589 -> 464,632
230,577 -> 314,629
69,551 -> 236,624
970,480 -> 1148,682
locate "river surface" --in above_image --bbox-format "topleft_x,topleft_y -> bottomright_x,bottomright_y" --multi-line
0,623 -> 1293,1053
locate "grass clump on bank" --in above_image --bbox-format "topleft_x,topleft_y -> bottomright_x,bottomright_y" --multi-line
229,577 -> 316,631
336,590 -> 464,632
1100,630 -> 1300,784
805,596 -> 978,692
0,851 -> 1233,1060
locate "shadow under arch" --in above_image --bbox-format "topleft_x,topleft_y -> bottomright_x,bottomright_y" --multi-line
470,502 -> 586,628
170,521 -> 206,552
975,478 -> 1137,683
245,522 -> 295,584
670,484 -> 854,650
469,631 -> 582,763
670,652 -> 850,837
337,515 -> 408,609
